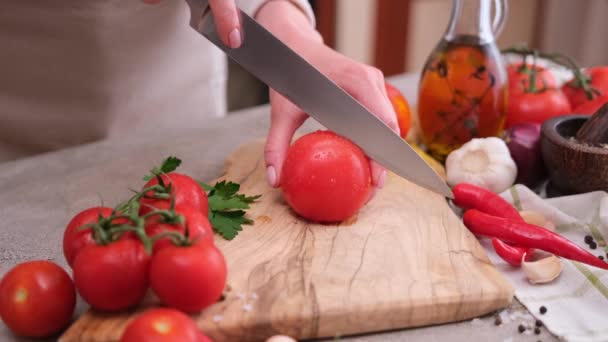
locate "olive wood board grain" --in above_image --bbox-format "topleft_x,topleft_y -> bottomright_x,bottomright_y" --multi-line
60,140 -> 514,342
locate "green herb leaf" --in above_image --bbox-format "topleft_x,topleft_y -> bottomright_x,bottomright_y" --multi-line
200,180 -> 261,240
209,210 -> 254,240
143,156 -> 182,181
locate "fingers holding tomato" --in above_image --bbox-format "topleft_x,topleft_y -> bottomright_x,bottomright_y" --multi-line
0,261 -> 76,338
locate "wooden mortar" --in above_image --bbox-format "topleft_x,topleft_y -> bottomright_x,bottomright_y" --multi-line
541,105 -> 608,195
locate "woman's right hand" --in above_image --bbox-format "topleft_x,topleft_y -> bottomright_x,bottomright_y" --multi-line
143,0 -> 243,49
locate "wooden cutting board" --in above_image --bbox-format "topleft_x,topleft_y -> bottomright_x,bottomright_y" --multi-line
60,140 -> 513,342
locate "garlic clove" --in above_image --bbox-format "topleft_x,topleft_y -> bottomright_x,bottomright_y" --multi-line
266,335 -> 298,342
522,253 -> 562,284
519,210 -> 556,231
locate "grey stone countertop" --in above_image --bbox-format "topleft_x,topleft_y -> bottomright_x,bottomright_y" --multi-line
0,73 -> 557,342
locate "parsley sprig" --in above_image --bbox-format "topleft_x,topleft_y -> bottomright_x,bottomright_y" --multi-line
199,181 -> 261,240
117,156 -> 260,241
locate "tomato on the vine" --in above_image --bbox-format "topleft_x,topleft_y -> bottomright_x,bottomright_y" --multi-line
562,66 -> 608,109
120,308 -> 210,342
507,63 -> 558,91
73,239 -> 150,312
145,205 -> 214,253
0,261 -> 76,338
505,63 -> 571,128
139,172 -> 208,216
149,240 -> 227,313
385,81 -> 412,138
281,131 -> 372,223
573,94 -> 608,115
63,206 -> 129,267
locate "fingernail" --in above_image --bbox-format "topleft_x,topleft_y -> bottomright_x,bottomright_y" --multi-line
228,28 -> 242,49
266,166 -> 277,187
377,170 -> 387,189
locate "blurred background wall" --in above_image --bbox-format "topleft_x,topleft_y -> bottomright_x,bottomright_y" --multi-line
228,0 -> 608,111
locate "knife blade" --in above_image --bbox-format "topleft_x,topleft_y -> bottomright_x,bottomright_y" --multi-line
185,0 -> 453,199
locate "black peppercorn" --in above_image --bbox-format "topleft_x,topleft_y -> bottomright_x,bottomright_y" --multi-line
585,235 -> 593,244
590,241 -> 598,249
535,327 -> 541,335
540,306 -> 547,314
494,316 -> 502,326
536,320 -> 543,327
599,255 -> 605,261
518,324 -> 526,333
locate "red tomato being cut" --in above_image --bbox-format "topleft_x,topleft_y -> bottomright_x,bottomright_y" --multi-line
0,261 -> 76,338
149,241 -> 227,313
72,239 -> 150,312
139,173 -> 208,216
281,130 -> 372,223
120,308 -> 210,342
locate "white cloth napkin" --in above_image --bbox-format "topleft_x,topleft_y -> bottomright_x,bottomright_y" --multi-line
479,185 -> 608,342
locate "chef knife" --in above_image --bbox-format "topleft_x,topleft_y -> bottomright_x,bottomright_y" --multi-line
185,0 -> 453,199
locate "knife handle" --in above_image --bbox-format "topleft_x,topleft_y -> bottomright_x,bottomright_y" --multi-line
185,0 -> 210,30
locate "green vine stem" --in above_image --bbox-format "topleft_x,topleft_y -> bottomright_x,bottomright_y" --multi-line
502,46 -> 599,100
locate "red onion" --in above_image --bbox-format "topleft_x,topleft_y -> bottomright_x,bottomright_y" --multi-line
504,123 -> 547,188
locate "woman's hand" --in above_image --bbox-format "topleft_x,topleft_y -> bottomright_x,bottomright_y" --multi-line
143,0 -> 243,48
257,1 -> 399,191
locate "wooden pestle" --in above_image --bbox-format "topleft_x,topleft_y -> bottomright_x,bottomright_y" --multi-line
576,102 -> 608,145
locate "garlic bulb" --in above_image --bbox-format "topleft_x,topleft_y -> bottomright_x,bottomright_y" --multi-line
446,137 -> 517,193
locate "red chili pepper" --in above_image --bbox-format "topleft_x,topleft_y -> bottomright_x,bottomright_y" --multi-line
492,239 -> 531,266
453,183 -> 531,266
453,183 -> 522,220
464,209 -> 608,270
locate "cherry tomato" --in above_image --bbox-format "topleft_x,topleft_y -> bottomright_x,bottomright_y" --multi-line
507,63 -> 558,92
505,63 -> 571,128
63,207 -> 131,267
149,241 -> 227,313
573,94 -> 608,115
139,173 -> 208,216
73,239 -> 150,312
385,81 -> 412,138
0,261 -> 75,338
562,66 -> 608,109
280,131 -> 372,223
145,205 -> 214,253
120,308 -> 211,342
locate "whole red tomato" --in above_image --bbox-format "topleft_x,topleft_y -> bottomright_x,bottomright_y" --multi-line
120,308 -> 210,342
573,94 -> 608,115
149,241 -> 227,313
63,207 -> 130,267
0,261 -> 76,338
281,131 -> 372,223
507,63 -> 558,92
145,205 -> 214,253
562,66 -> 608,109
139,173 -> 208,216
384,81 -> 412,138
73,239 -> 150,312
505,63 -> 571,128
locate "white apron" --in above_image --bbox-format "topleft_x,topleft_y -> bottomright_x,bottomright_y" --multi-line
0,0 -> 313,162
